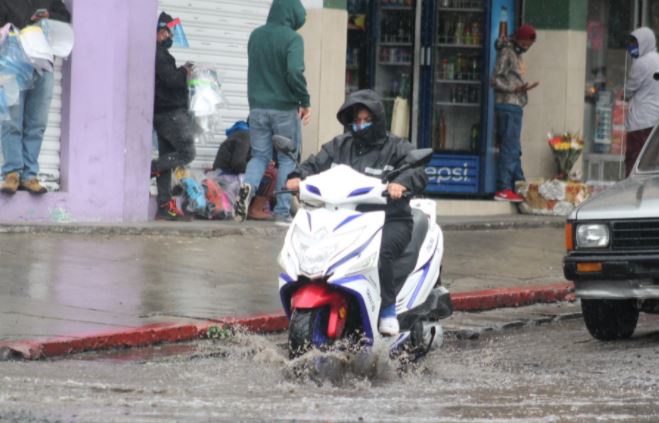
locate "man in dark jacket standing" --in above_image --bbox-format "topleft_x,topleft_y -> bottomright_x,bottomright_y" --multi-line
0,0 -> 70,195
234,0 -> 311,224
152,12 -> 195,221
286,89 -> 427,336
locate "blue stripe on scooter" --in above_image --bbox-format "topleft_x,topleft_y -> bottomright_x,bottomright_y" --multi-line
307,211 -> 312,231
279,272 -> 294,284
326,228 -> 382,275
406,236 -> 440,308
333,214 -> 361,232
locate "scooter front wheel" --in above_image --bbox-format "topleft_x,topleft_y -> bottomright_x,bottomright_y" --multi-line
288,307 -> 328,358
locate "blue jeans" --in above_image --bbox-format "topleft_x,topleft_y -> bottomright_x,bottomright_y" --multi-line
245,108 -> 301,218
495,104 -> 525,191
1,70 -> 54,180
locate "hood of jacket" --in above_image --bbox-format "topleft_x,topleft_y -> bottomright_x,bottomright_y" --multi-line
337,89 -> 388,145
267,0 -> 306,31
632,27 -> 657,58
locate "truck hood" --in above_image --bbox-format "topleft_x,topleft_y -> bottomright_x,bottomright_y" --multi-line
575,175 -> 659,220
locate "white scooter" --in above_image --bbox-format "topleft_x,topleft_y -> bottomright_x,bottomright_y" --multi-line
274,136 -> 452,359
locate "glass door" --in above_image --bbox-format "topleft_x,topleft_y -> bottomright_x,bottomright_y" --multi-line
431,0 -> 485,153
373,0 -> 417,135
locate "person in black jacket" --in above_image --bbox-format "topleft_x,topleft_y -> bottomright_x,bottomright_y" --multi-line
286,89 -> 427,336
0,0 -> 70,195
151,12 -> 195,221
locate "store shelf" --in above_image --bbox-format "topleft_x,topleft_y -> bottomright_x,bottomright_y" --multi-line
380,42 -> 413,46
436,79 -> 480,84
438,7 -> 483,12
377,61 -> 412,66
436,43 -> 483,49
381,6 -> 414,11
436,102 -> 480,107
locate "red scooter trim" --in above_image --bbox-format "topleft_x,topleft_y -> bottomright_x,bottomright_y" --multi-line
291,283 -> 348,339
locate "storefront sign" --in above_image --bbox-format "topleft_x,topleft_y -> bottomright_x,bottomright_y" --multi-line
425,155 -> 480,194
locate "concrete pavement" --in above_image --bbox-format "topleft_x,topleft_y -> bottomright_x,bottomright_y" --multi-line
0,214 -> 574,360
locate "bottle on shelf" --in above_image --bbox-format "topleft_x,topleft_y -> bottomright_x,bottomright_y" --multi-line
471,57 -> 479,80
456,52 -> 465,80
454,17 -> 464,45
438,111 -> 447,150
455,86 -> 464,103
470,123 -> 479,152
464,22 -> 472,45
446,55 -> 455,80
472,21 -> 481,45
441,58 -> 449,79
449,86 -> 456,103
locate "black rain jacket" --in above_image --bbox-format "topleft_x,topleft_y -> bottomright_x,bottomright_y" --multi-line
154,44 -> 188,114
0,0 -> 70,29
290,89 -> 427,220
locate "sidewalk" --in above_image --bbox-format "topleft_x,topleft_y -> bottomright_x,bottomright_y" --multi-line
0,214 -> 573,360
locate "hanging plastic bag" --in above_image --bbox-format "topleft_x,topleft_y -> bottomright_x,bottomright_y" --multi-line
40,19 -> 75,58
166,18 -> 189,48
0,74 -> 20,107
188,66 -> 229,142
390,96 -> 410,138
19,25 -> 53,63
0,27 -> 35,90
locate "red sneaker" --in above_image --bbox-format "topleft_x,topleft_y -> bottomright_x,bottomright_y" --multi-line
155,199 -> 192,221
494,189 -> 524,203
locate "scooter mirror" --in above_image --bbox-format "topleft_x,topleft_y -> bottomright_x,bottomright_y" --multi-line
273,135 -> 296,155
404,148 -> 434,166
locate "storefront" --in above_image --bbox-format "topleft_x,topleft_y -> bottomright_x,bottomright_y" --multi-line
582,0 -> 657,182
346,0 -> 521,196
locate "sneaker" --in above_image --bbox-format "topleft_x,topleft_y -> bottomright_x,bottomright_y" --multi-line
155,199 -> 191,221
19,178 -> 47,195
234,184 -> 253,222
378,304 -> 399,336
1,172 -> 20,195
273,214 -> 293,227
494,189 -> 523,203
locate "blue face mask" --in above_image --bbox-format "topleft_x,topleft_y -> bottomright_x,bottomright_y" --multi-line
628,44 -> 640,58
352,122 -> 373,132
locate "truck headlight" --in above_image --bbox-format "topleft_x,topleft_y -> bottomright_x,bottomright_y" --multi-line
576,224 -> 610,248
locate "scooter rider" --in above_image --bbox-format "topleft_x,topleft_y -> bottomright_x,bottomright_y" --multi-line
286,89 -> 427,336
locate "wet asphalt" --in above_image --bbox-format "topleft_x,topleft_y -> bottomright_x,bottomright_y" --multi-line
0,226 -> 566,342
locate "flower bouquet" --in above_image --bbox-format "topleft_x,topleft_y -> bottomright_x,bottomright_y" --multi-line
547,132 -> 584,180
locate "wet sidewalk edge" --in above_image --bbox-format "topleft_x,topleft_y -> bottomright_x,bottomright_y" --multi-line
0,282 -> 575,361
0,216 -> 565,238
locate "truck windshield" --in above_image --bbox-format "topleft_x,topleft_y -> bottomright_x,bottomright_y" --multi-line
637,126 -> 659,173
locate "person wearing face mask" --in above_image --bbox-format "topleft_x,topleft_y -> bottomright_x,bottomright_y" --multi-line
151,12 -> 195,221
285,89 -> 428,336
491,24 -> 539,202
622,27 -> 659,176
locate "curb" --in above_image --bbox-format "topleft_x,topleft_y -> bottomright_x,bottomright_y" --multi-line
0,283 -> 574,360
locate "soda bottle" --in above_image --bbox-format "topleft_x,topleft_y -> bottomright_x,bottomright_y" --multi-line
498,7 -> 508,40
470,123 -> 479,152
455,18 -> 464,45
438,111 -> 447,150
472,22 -> 481,45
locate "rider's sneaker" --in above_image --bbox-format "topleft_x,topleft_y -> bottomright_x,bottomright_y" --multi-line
378,304 -> 399,336
234,183 -> 252,222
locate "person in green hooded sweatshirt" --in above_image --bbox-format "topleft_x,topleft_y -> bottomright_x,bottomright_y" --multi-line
234,0 -> 311,224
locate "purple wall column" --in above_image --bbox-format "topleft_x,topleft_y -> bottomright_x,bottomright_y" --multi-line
0,0 -> 158,223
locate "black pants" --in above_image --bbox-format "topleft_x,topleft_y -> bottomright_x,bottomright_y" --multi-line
379,219 -> 413,309
153,109 -> 196,205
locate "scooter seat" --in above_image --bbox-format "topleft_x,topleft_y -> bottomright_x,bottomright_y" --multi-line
392,208 -> 429,285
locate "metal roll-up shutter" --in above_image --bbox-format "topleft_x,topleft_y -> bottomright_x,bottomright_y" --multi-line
0,59 -> 63,191
157,0 -> 272,174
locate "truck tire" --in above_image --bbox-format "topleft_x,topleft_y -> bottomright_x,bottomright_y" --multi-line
581,299 -> 639,341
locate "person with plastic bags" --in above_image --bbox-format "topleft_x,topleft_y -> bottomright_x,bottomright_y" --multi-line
151,12 -> 195,221
0,0 -> 70,195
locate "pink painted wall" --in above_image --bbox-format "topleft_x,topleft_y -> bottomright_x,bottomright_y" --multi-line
0,0 -> 158,222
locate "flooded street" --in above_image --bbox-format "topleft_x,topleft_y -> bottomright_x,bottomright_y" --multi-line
2,310 -> 658,422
